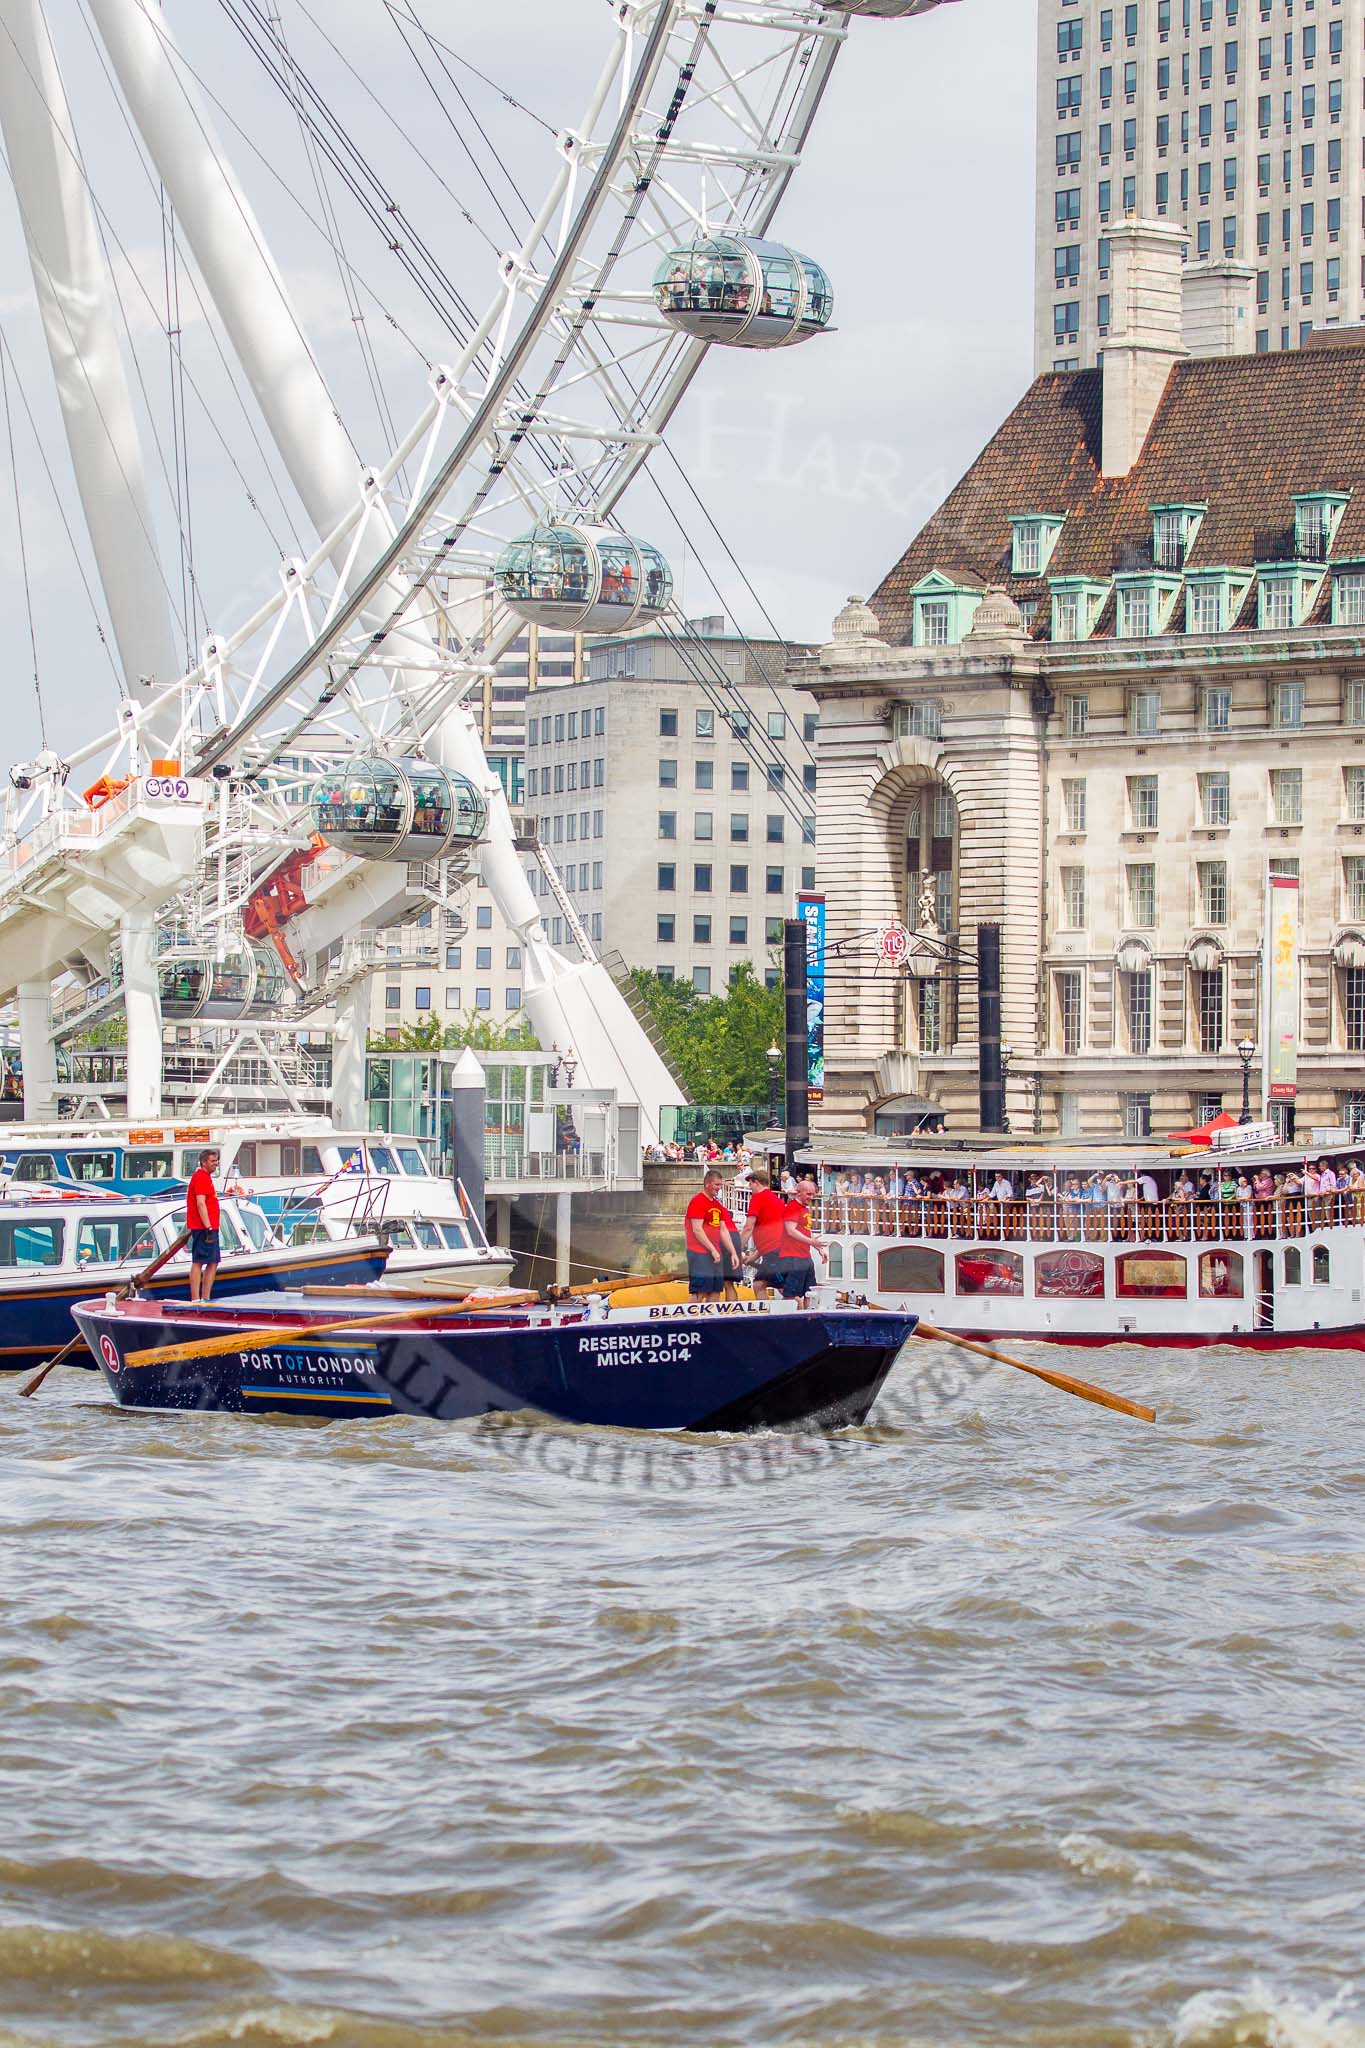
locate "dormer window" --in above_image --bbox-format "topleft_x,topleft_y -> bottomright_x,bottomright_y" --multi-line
1257,562 -> 1325,629
1150,502 -> 1207,569
1293,491 -> 1350,561
1115,572 -> 1182,639
1050,577 -> 1108,642
909,570 -> 985,649
1332,560 -> 1365,625
1011,514 -> 1066,577
1185,568 -> 1252,635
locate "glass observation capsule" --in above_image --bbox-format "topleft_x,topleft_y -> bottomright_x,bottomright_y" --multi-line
310,758 -> 488,862
653,235 -> 833,349
494,523 -> 673,634
834,1 -> 956,15
158,943 -> 288,1021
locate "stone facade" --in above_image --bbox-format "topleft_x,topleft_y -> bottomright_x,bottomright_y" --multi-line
802,318 -> 1365,1144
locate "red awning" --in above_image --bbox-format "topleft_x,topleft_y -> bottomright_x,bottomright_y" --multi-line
1167,1111 -> 1241,1147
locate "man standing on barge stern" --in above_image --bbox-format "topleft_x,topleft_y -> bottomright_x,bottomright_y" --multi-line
187,1147 -> 222,1303
684,1168 -> 741,1300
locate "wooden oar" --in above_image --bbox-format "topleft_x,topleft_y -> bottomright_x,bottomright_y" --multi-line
17,1230 -> 193,1399
126,1293 -> 537,1371
915,1321 -> 1156,1423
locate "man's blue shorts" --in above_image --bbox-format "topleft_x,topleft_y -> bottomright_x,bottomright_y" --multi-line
190,1230 -> 221,1267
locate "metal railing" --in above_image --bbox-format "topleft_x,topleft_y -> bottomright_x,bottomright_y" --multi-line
485,1144 -> 610,1184
800,1192 -> 1365,1246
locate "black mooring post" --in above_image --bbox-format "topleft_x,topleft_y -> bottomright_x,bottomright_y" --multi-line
783,919 -> 811,1165
977,921 -> 1004,1134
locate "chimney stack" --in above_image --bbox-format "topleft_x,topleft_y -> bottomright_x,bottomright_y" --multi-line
1182,257 -> 1257,358
1100,218 -> 1188,478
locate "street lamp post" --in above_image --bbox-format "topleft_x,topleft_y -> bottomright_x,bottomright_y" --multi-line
1000,1044 -> 1013,1135
1236,1037 -> 1257,1124
766,1041 -> 781,1131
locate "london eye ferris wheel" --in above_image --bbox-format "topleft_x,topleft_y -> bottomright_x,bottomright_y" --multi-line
0,0 -> 959,1132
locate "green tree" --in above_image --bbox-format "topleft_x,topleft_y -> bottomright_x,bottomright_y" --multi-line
626,964 -> 784,1105
367,1013 -> 541,1053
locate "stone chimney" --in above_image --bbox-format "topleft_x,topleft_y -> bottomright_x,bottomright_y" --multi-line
1100,218 -> 1188,479
1182,258 -> 1257,358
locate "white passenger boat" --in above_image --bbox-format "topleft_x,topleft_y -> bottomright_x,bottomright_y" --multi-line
733,1134 -> 1365,1350
0,1118 -> 513,1292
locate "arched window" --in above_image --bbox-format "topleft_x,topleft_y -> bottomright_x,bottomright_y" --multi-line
827,1241 -> 844,1280
878,1245 -> 945,1294
1284,1245 -> 1302,1285
1199,1250 -> 1243,1298
955,1248 -> 1024,1296
852,1243 -> 869,1281
1313,1244 -> 1331,1285
1035,1249 -> 1105,1298
1116,1251 -> 1187,1298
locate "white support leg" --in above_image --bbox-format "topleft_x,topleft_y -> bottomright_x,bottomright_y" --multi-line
0,0 -> 180,737
331,981 -> 369,1132
555,1189 -> 573,1290
17,981 -> 58,1121
120,909 -> 163,1120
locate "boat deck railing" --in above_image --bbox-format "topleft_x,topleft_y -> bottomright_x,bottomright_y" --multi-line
803,1192 -> 1365,1245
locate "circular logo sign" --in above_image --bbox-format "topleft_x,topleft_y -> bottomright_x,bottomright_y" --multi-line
878,923 -> 911,966
99,1334 -> 121,1375
144,775 -> 191,801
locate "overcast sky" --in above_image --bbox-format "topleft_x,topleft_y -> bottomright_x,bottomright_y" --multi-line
0,0 -> 1035,763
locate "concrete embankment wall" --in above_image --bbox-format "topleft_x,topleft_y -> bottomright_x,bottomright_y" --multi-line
497,1165 -> 705,1290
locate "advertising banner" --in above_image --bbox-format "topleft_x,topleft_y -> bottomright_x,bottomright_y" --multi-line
1263,873 -> 1300,1104
798,893 -> 825,1105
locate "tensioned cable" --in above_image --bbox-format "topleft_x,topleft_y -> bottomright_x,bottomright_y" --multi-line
0,343 -> 49,747
383,1 -> 532,249
0,324 -> 122,695
262,0 -> 401,463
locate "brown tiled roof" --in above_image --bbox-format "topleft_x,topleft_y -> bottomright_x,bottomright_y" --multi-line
868,339 -> 1365,645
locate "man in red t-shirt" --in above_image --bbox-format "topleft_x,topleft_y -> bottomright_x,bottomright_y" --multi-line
186,1147 -> 222,1302
778,1175 -> 826,1307
684,1168 -> 740,1299
740,1167 -> 788,1298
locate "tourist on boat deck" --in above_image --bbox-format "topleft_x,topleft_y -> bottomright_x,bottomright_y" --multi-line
740,1167 -> 787,1299
683,1169 -> 740,1299
187,1147 -> 222,1303
778,1176 -> 826,1307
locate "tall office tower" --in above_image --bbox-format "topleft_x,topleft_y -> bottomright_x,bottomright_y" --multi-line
1037,0 -> 1365,373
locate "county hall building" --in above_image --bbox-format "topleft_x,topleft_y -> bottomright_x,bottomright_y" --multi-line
803,223 -> 1365,1143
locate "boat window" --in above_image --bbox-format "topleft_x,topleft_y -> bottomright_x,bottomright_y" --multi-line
236,1143 -> 258,1176
827,1241 -> 844,1280
217,1211 -> 244,1254
438,1223 -> 469,1250
1035,1249 -> 1105,1299
956,1248 -> 1024,1297
1199,1250 -> 1243,1299
76,1215 -> 155,1265
1284,1245 -> 1302,1285
279,1144 -> 300,1177
878,1245 -> 944,1294
397,1146 -> 428,1176
387,1222 -> 416,1247
122,1150 -> 174,1181
12,1154 -> 58,1183
1116,1251 -> 1187,1298
67,1151 -> 118,1183
0,1220 -> 63,1266
368,1146 -> 399,1175
286,1219 -> 328,1245
234,1205 -> 271,1250
1313,1245 -> 1331,1286
852,1243 -> 869,1281
302,1147 -> 324,1175
410,1221 -> 442,1248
